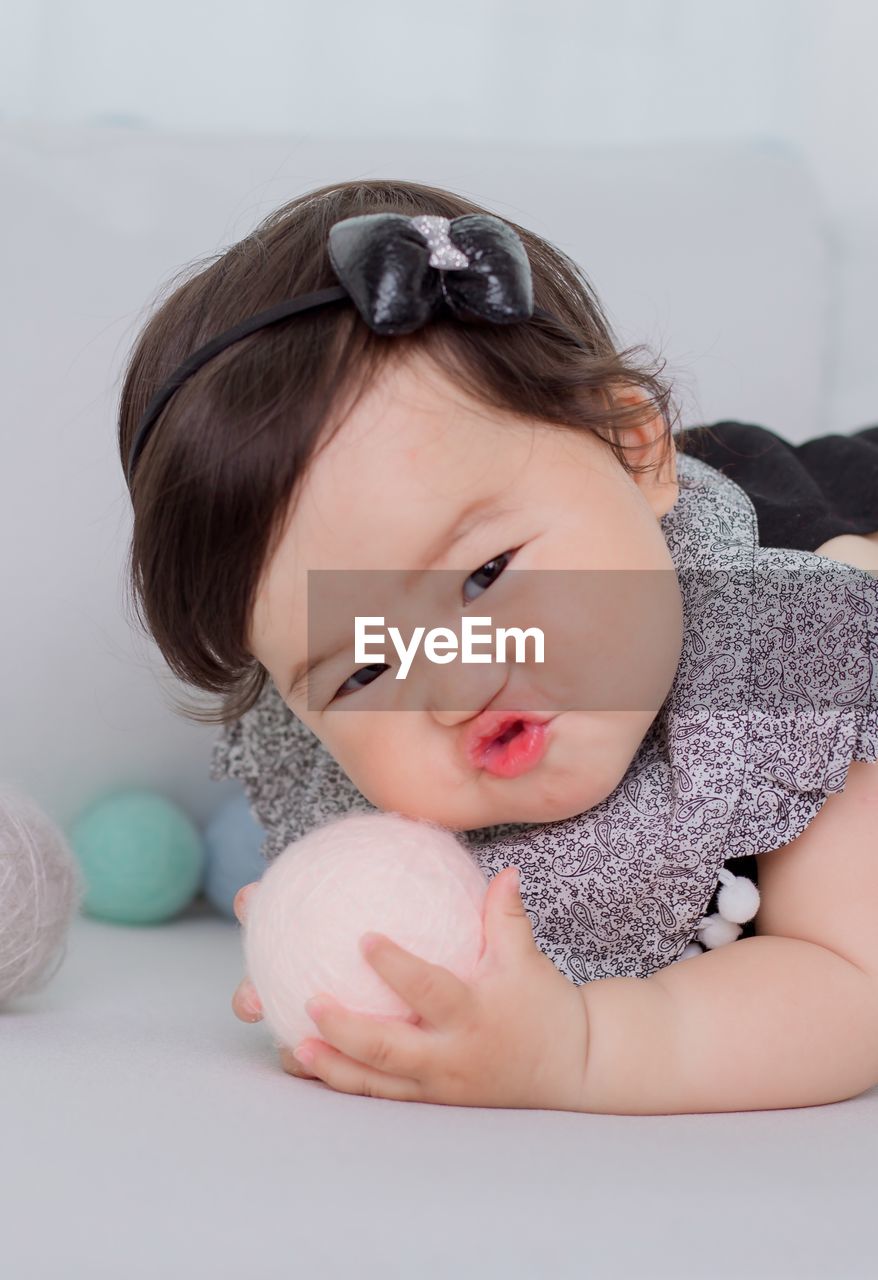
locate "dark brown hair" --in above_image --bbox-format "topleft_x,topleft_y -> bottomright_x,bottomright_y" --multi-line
118,178 -> 694,727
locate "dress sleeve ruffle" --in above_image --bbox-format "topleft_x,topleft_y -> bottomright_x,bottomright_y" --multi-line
724,553 -> 878,861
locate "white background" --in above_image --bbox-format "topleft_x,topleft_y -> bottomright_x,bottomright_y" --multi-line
2,0 -> 877,428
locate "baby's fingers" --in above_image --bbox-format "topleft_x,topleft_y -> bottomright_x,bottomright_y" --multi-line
232,885 -> 264,1023
230,882 -> 314,1079
232,976 -> 263,1023
279,1044 -> 319,1080
232,969 -> 315,1077
233,882 -> 259,924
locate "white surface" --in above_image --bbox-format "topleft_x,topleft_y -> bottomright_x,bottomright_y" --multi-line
2,905 -> 876,1279
1,123 -> 832,833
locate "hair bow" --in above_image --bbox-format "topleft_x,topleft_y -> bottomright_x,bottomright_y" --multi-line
327,212 -> 534,335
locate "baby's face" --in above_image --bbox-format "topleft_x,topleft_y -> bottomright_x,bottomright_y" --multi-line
248,350 -> 683,830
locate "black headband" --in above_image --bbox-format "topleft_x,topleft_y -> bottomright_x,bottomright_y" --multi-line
126,210 -> 558,487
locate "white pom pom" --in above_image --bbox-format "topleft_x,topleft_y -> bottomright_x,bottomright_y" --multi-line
675,942 -> 705,963
696,912 -> 742,949
716,867 -> 761,924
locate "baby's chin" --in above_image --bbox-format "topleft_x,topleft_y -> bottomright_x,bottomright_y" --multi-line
393,771 -> 623,833
465,785 -> 618,831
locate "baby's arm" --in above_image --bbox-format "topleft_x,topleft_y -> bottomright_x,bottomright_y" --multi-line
813,529 -> 878,569
577,754 -> 878,1114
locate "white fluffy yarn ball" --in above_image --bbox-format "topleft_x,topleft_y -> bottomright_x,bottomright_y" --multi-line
244,811 -> 489,1052
0,783 -> 84,1005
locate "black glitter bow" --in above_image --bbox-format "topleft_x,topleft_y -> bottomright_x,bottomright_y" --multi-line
327,212 -> 535,335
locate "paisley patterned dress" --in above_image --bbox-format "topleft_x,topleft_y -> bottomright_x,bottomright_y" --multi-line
210,436 -> 878,984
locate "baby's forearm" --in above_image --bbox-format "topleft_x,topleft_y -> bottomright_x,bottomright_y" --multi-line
577,935 -> 878,1115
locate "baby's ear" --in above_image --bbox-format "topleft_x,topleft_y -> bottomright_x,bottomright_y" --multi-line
608,388 -> 678,519
637,444 -> 679,520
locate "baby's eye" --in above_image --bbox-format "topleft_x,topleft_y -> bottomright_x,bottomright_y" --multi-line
332,547 -> 522,706
332,663 -> 391,701
462,548 -> 518,604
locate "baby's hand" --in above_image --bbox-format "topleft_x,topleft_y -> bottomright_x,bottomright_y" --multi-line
287,869 -> 591,1110
231,883 -> 317,1079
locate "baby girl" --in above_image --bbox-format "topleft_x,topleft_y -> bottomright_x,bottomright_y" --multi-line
119,180 -> 878,1115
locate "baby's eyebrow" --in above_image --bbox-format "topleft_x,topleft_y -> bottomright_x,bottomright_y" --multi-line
283,493 -> 517,699
403,494 -> 518,588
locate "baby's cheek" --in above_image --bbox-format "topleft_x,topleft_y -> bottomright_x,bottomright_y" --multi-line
371,733 -> 470,823
333,727 -> 428,806
565,709 -> 655,804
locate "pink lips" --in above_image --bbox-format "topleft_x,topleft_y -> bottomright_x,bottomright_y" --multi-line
465,709 -> 555,779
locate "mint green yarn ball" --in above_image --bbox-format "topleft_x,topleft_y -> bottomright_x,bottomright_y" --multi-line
70,790 -> 205,924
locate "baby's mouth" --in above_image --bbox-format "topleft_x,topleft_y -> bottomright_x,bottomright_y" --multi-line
465,709 -> 556,779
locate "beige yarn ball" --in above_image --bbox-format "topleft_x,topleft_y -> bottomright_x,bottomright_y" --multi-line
244,811 -> 489,1052
0,782 -> 84,1005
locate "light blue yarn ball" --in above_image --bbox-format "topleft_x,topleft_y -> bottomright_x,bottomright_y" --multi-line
202,793 -> 267,919
69,789 -> 205,925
